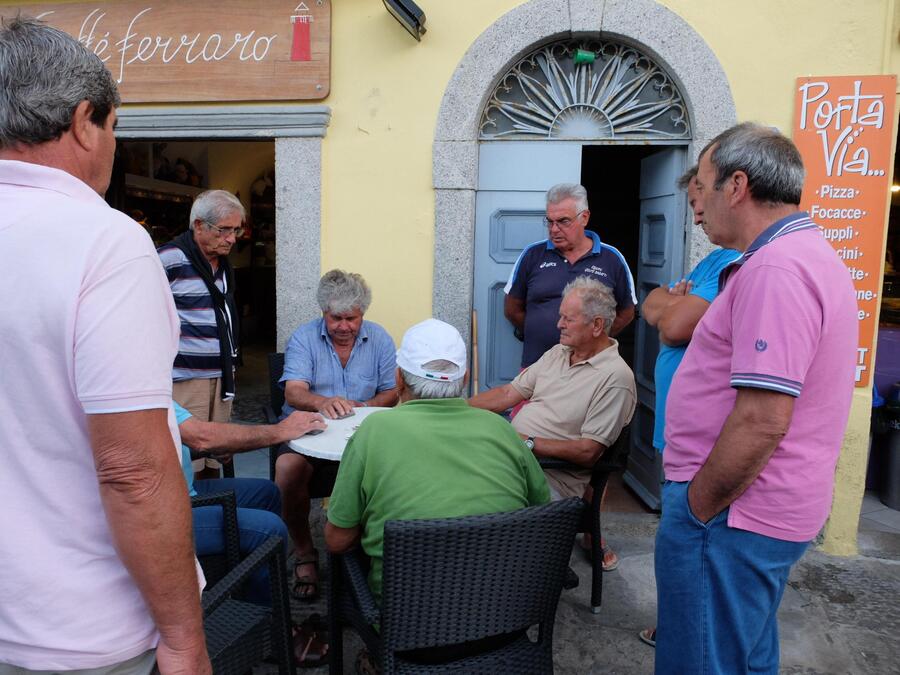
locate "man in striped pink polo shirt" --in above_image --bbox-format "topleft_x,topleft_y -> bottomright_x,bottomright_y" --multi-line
655,123 -> 857,675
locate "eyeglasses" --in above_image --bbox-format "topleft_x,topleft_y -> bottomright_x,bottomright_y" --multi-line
203,222 -> 244,238
545,211 -> 585,229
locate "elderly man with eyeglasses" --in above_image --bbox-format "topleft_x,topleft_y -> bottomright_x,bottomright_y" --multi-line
158,189 -> 245,479
504,183 -> 636,369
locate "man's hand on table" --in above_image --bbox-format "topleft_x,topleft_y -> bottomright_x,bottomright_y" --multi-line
280,411 -> 328,438
318,397 -> 358,419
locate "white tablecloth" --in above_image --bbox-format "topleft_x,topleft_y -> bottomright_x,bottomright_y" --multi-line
286,406 -> 389,461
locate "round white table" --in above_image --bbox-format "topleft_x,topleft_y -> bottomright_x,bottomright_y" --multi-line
287,406 -> 389,461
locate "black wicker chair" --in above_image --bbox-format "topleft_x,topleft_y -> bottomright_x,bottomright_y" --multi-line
537,424 -> 632,614
192,490 -> 241,587
191,490 -> 296,675
328,498 -> 583,674
262,352 -> 287,481
264,351 -> 339,495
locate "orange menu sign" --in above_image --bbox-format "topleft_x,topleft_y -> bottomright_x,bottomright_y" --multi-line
793,75 -> 897,388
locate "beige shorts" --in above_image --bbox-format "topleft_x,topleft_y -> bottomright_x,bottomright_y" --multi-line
544,467 -> 592,501
173,377 -> 233,471
0,650 -> 156,675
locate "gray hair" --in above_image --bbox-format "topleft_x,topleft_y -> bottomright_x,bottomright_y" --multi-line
700,122 -> 805,205
563,276 -> 616,334
189,190 -> 246,229
317,269 -> 372,315
676,165 -> 698,191
0,16 -> 120,148
400,360 -> 466,400
546,183 -> 589,213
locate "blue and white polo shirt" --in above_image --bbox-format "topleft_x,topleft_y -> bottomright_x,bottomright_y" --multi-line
505,230 -> 636,367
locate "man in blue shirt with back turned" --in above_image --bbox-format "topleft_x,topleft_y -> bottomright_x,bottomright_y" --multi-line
638,165 -> 740,648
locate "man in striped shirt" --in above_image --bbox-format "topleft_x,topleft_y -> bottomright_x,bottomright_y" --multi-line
158,190 -> 244,478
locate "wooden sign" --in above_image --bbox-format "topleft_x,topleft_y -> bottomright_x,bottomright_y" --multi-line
793,75 -> 897,388
1,1 -> 331,102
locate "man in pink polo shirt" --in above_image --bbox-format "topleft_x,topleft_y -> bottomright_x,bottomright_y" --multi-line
654,123 -> 857,675
0,17 -> 209,674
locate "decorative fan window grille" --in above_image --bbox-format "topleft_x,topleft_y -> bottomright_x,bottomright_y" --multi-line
480,40 -> 690,141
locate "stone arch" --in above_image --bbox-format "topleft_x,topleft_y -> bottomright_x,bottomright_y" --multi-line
431,0 -> 737,338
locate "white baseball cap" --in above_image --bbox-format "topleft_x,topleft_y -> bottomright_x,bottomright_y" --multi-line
396,319 -> 467,382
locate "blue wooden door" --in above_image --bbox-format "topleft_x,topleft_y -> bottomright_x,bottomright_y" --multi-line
473,141 -> 581,391
623,148 -> 687,509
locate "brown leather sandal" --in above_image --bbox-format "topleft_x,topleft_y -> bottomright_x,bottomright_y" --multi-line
291,549 -> 320,602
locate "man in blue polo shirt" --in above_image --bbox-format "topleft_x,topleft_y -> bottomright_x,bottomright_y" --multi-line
505,183 -> 637,368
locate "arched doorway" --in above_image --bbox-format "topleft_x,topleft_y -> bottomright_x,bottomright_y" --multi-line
431,0 -> 737,508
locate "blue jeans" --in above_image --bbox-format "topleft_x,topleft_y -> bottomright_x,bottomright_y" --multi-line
654,480 -> 808,675
193,478 -> 288,605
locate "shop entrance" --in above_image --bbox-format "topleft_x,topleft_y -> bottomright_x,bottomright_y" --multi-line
472,141 -> 687,509
107,139 -> 277,422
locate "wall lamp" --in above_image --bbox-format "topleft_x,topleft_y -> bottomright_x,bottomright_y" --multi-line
383,0 -> 426,41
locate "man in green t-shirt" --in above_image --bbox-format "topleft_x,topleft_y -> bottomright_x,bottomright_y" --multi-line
325,318 -> 550,603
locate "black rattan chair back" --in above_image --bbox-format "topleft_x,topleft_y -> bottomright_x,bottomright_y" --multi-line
191,490 -> 241,587
264,350 -> 338,494
192,490 -> 296,674
267,352 -> 286,419
538,424 -> 632,613
376,498 -> 582,672
592,423 -> 632,478
263,352 -> 286,480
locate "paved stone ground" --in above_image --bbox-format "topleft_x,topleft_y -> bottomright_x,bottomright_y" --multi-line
248,502 -> 900,675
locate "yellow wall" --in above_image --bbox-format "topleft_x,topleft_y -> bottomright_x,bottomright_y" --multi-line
321,0 -> 899,554
320,0 -> 521,331
823,390 -> 875,554
664,0 -> 895,132
322,0 -> 898,337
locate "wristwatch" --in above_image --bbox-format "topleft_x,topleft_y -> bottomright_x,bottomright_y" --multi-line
524,436 -> 535,450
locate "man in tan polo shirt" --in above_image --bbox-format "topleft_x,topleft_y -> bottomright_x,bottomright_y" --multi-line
469,276 -> 635,569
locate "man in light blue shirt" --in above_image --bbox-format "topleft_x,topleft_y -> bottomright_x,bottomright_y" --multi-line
647,246 -> 740,450
276,270 -> 398,602
638,166 -> 740,648
279,318 -> 397,418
